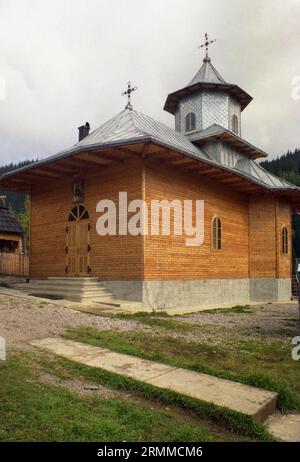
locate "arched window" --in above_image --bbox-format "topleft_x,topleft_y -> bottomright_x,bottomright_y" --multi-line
185,112 -> 196,132
231,115 -> 239,134
212,216 -> 222,250
68,205 -> 90,222
282,226 -> 288,254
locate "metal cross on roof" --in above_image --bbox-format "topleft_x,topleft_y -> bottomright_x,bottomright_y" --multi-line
122,81 -> 138,110
198,33 -> 216,62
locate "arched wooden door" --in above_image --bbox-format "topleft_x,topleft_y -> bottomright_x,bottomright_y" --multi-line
66,205 -> 90,276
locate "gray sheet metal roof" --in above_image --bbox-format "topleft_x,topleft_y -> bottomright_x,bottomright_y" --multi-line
188,124 -> 268,159
193,125 -> 295,189
188,124 -> 229,139
0,108 -> 298,193
0,205 -> 24,235
187,58 -> 226,86
164,58 -> 253,115
61,108 -> 212,161
247,161 -> 295,189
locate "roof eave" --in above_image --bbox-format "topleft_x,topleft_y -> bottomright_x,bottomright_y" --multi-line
189,129 -> 268,160
0,136 -> 153,181
0,133 -> 297,197
164,82 -> 253,115
0,228 -> 24,235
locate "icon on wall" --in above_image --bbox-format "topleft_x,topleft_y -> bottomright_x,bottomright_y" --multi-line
73,179 -> 84,204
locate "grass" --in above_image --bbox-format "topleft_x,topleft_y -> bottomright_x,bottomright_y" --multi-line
111,306 -> 253,332
1,300 -> 297,441
32,352 -> 270,441
65,326 -> 300,412
0,353 -> 234,442
198,305 -> 253,314
115,312 -> 200,333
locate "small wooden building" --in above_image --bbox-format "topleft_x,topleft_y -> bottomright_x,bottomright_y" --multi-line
0,197 -> 24,254
1,51 -> 300,308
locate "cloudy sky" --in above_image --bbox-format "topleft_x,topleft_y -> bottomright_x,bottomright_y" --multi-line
0,0 -> 299,166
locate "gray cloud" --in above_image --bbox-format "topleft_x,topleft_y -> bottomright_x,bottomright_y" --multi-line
0,0 -> 299,165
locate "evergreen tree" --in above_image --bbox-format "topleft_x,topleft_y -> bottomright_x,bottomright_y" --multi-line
17,195 -> 30,253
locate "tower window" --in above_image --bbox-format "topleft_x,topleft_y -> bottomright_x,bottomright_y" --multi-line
212,216 -> 222,250
282,226 -> 288,254
232,115 -> 239,134
185,113 -> 196,132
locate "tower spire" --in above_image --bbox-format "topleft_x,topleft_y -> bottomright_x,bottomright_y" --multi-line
198,33 -> 216,62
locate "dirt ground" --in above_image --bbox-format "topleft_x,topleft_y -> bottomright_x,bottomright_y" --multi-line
0,290 -> 299,352
0,292 -> 150,351
180,303 -> 300,341
1,290 -> 299,442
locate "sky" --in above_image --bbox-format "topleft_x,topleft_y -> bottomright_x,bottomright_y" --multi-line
0,0 -> 299,166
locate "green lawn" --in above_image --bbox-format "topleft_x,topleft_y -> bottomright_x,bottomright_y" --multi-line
2,306 -> 298,442
65,323 -> 300,412
0,353 -> 237,442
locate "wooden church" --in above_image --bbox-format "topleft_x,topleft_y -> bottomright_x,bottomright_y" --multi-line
1,39 -> 299,308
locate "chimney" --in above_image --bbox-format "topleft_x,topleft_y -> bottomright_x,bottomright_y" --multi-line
78,122 -> 90,142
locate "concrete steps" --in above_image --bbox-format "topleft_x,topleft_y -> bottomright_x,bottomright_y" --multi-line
266,412 -> 300,442
10,277 -> 114,303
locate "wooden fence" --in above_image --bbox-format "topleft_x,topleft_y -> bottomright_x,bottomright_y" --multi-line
0,252 -> 29,277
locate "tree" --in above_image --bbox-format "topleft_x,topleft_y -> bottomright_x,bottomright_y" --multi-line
17,195 -> 30,253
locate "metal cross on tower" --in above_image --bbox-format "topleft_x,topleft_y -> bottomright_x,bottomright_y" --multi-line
122,81 -> 138,110
198,33 -> 216,62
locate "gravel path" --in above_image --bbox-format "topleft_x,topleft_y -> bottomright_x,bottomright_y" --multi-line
1,289 -> 299,354
178,303 -> 300,341
0,293 -> 146,351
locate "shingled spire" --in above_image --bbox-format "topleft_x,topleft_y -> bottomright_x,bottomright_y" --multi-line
164,36 -> 252,137
186,58 -> 226,87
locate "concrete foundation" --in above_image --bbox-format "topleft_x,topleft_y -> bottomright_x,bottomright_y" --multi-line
249,278 -> 291,302
101,280 -> 143,302
101,278 -> 291,309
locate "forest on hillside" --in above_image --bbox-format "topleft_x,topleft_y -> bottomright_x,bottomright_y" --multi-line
1,149 -> 300,258
261,149 -> 300,186
0,160 -> 36,212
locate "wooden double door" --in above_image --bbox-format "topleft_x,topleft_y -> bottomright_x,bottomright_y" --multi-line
66,205 -> 90,276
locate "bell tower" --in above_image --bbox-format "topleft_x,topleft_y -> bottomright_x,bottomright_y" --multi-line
164,34 -> 252,139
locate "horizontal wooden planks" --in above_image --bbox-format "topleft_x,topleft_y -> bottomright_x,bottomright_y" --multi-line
144,164 -> 249,280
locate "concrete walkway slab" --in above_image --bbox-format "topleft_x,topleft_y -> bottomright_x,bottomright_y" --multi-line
266,412 -> 300,442
146,368 -> 277,423
31,337 -> 278,422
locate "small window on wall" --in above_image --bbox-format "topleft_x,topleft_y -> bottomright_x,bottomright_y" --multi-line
282,226 -> 288,254
212,216 -> 222,250
232,115 -> 239,134
185,112 -> 196,132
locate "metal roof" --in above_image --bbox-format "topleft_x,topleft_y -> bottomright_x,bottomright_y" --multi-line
247,161 -> 294,189
0,205 -> 24,235
50,108 -> 212,162
186,58 -> 226,86
164,58 -> 253,115
0,108 -> 298,193
190,124 -> 295,189
188,124 -> 268,160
